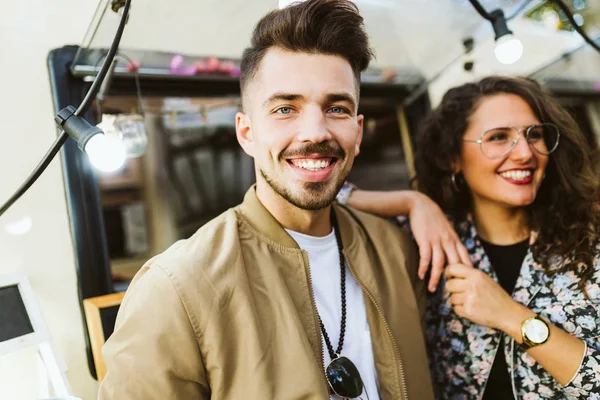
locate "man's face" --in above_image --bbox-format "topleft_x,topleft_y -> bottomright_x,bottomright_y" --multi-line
236,48 -> 363,211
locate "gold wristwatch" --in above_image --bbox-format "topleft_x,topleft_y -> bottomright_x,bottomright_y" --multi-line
520,316 -> 550,350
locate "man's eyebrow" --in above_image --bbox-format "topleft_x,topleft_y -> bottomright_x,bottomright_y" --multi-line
263,93 -> 305,107
325,93 -> 356,109
262,92 -> 357,110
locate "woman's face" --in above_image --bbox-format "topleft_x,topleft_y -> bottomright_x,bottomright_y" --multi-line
459,94 -> 549,211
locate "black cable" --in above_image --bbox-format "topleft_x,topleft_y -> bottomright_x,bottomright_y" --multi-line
552,0 -> 600,54
469,0 -> 600,55
0,132 -> 70,218
76,0 -> 131,116
0,0 -> 131,218
467,0 -> 494,21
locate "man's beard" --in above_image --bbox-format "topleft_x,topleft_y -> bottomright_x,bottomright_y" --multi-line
261,142 -> 349,210
260,167 -> 348,211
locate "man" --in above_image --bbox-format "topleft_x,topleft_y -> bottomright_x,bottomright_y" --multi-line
99,0 -> 434,398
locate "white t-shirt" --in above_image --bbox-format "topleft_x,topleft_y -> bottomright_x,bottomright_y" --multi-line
286,228 -> 380,400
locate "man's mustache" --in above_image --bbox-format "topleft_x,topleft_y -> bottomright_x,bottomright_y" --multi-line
280,143 -> 345,160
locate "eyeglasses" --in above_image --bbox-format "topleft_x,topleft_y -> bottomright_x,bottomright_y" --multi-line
325,356 -> 365,399
463,123 -> 560,160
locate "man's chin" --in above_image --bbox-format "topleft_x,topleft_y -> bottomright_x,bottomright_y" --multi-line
260,167 -> 347,211
286,183 -> 337,211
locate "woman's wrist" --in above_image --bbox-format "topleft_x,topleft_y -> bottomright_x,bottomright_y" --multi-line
403,190 -> 424,215
336,181 -> 357,206
498,301 -> 536,343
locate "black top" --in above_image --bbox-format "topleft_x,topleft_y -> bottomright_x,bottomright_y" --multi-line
479,237 -> 529,400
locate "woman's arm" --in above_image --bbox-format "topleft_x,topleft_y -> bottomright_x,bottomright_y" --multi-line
502,302 -> 587,386
341,184 -> 471,292
344,188 -> 422,218
446,263 -> 596,389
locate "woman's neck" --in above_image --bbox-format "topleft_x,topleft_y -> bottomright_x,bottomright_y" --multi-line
472,200 -> 530,245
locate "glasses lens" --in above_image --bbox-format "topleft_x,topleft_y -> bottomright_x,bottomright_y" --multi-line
326,356 -> 364,398
527,124 -> 559,155
481,128 -> 515,159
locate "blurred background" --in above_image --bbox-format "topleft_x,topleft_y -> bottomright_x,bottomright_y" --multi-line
0,1 -> 599,398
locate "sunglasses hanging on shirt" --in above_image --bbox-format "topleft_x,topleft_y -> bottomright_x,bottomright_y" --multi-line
319,211 -> 369,399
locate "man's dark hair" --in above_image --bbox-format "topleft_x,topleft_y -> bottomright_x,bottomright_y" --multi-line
240,0 -> 374,101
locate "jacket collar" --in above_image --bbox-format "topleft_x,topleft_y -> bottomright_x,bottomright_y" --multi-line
237,185 -> 357,251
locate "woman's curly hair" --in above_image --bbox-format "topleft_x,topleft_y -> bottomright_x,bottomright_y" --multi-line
414,76 -> 600,291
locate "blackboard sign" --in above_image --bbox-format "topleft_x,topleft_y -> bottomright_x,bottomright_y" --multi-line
0,284 -> 34,342
100,304 -> 120,341
0,273 -> 73,395
0,275 -> 44,357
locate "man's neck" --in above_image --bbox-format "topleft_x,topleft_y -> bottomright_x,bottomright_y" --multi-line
256,182 -> 332,237
472,199 -> 530,245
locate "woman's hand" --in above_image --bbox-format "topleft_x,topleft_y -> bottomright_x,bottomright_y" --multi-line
407,193 -> 472,292
346,189 -> 471,292
445,263 -> 589,386
444,263 -> 524,330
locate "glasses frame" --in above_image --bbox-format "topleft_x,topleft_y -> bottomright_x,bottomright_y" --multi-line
463,123 -> 560,160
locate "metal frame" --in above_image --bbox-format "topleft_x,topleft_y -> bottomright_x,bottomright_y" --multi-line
48,45 -> 113,380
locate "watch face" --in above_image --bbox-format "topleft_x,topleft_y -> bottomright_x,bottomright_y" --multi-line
525,318 -> 549,343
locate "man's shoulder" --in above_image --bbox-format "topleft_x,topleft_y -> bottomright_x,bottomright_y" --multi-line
155,208 -> 240,266
115,208 -> 246,339
138,208 -> 244,300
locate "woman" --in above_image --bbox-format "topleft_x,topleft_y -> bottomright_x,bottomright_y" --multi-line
338,76 -> 600,399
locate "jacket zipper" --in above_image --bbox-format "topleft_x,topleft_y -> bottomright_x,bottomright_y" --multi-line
302,251 -> 330,398
344,252 -> 408,400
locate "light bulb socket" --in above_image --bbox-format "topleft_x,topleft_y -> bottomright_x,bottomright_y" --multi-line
55,106 -> 103,152
490,9 -> 512,40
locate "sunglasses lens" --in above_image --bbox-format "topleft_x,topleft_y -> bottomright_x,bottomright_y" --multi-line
326,356 -> 364,398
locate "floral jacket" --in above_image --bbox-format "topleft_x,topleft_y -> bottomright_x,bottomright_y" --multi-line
423,217 -> 600,400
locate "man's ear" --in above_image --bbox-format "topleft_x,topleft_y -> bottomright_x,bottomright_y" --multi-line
354,114 -> 364,156
236,112 -> 254,157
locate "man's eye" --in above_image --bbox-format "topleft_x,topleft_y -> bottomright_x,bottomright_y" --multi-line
329,106 -> 346,114
276,107 -> 293,114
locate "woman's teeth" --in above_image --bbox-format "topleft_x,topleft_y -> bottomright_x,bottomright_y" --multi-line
291,159 -> 331,171
499,170 -> 532,181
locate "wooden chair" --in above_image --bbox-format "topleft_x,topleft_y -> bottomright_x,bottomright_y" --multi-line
83,292 -> 125,381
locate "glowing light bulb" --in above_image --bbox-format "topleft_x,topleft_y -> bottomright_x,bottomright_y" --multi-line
494,34 -> 523,65
85,134 -> 126,172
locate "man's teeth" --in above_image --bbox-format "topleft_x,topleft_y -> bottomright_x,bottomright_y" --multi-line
292,159 -> 331,171
500,170 -> 532,180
